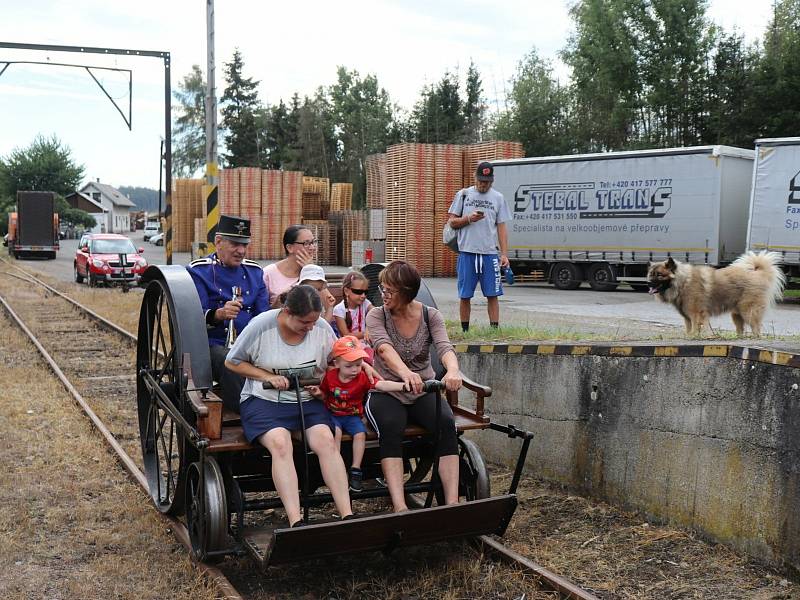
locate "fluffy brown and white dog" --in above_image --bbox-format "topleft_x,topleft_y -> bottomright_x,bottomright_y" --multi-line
647,251 -> 785,337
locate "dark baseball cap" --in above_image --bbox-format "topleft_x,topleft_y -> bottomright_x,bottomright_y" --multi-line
217,214 -> 251,244
476,161 -> 494,182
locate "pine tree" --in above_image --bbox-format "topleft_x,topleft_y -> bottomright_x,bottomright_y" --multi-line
220,49 -> 265,168
463,61 -> 485,143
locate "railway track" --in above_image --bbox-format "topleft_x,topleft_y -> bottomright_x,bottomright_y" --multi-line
0,258 -> 599,600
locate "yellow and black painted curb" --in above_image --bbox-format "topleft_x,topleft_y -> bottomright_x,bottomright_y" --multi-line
452,343 -> 800,369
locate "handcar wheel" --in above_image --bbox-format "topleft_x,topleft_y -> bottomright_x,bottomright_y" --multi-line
136,278 -> 191,515
458,438 -> 490,500
186,457 -> 228,562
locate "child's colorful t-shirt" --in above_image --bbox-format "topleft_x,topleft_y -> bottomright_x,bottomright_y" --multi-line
320,369 -> 371,416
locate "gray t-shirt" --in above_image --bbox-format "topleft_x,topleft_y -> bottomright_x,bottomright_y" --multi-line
226,309 -> 335,404
447,186 -> 511,255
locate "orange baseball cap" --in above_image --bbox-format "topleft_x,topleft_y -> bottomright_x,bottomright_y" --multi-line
331,335 -> 368,362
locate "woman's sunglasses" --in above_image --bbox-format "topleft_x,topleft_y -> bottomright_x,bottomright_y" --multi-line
348,288 -> 368,295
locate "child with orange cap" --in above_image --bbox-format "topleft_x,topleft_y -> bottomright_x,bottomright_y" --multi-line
308,335 -> 406,491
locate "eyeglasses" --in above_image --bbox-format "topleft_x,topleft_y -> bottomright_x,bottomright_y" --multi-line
291,239 -> 318,248
349,288 -> 368,295
378,284 -> 395,298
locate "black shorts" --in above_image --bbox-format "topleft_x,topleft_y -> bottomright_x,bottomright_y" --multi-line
364,391 -> 458,459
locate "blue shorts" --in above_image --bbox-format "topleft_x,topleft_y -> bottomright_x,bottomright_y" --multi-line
240,396 -> 333,443
457,252 -> 503,299
331,414 -> 367,436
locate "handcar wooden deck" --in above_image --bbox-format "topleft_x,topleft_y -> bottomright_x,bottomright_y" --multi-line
135,264 -> 533,565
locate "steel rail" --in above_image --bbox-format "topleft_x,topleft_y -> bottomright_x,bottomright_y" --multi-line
478,535 -> 601,600
0,280 -> 242,600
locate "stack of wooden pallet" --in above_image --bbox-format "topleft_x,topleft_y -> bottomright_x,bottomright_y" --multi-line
173,179 -> 204,252
302,219 -> 337,266
385,143 -> 435,277
218,169 -> 240,215
259,170 -> 283,260
280,171 -> 303,259
236,168 -> 262,258
365,153 -> 386,208
433,144 -> 464,277
302,177 -> 329,221
329,209 -> 368,267
461,141 -> 524,187
330,183 -> 353,211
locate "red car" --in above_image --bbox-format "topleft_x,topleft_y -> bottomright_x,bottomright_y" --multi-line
74,233 -> 148,287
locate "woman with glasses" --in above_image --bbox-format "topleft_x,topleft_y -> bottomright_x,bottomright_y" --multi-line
263,225 -> 318,306
364,261 -> 463,513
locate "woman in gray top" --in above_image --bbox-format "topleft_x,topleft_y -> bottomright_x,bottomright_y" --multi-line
364,261 -> 463,512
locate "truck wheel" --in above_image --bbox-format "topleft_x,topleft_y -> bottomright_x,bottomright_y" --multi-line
552,262 -> 582,290
587,263 -> 618,291
74,263 -> 84,284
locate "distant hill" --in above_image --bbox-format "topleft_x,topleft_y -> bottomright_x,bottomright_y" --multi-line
118,186 -> 162,214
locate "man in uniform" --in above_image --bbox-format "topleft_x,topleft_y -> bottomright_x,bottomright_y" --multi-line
187,214 -> 270,412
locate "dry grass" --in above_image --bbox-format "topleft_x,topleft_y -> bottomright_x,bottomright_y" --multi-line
500,472 -> 800,599
0,307 -> 221,598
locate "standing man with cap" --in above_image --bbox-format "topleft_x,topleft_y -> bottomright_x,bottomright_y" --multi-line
447,161 -> 512,331
187,214 -> 270,412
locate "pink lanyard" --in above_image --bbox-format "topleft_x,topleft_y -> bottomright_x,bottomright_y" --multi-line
354,304 -> 363,332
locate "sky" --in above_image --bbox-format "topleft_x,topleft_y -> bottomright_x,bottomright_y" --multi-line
0,0 -> 776,190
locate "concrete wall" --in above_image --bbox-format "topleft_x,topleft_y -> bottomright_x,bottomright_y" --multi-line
456,343 -> 800,571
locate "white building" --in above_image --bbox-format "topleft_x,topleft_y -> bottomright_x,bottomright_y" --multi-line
79,180 -> 136,233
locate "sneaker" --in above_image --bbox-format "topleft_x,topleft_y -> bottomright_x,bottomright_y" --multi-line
349,467 -> 363,492
290,519 -> 307,528
374,476 -> 387,488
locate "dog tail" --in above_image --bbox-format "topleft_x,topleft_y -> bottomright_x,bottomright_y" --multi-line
733,250 -> 786,302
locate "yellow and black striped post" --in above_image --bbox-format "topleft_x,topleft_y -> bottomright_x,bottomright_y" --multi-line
203,161 -> 219,257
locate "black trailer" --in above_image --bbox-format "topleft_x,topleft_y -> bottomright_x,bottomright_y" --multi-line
8,191 -> 59,259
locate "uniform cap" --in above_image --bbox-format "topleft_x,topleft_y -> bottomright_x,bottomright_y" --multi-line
217,214 -> 251,244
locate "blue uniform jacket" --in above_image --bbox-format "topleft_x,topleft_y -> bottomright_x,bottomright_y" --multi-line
186,253 -> 270,346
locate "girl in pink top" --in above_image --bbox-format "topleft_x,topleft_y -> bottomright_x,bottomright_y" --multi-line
263,225 -> 316,306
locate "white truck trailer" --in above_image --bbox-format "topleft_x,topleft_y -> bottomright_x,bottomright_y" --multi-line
746,137 -> 800,278
491,146 -> 755,290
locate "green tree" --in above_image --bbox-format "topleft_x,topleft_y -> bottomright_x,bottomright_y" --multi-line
220,49 -> 265,167
704,31 -> 759,146
172,64 -> 207,177
463,61 -> 486,143
294,91 -> 337,179
492,50 -> 574,156
563,0 -> 641,151
329,67 -> 397,206
410,70 -> 467,143
753,0 -> 800,137
0,135 -> 87,233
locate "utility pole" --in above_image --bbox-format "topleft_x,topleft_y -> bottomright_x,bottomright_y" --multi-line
203,0 -> 219,257
158,138 -> 163,220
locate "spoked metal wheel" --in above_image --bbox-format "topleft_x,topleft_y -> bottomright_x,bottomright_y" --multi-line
137,277 -> 189,515
136,266 -> 214,516
458,438 -> 490,500
186,457 -> 229,562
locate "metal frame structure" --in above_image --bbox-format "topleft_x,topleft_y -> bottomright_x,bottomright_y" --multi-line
0,41 -> 175,263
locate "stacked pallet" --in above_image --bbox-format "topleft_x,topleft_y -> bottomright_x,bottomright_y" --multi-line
434,144 -> 464,277
461,141 -> 524,187
302,219 -> 337,266
302,177 -> 329,220
219,169 -> 240,215
366,153 -> 386,208
329,210 -> 368,267
259,170 -> 283,260
278,171 -> 304,259
193,217 -> 206,245
237,168 -> 262,258
369,208 -> 385,240
330,183 -> 353,211
173,178 -> 203,252
385,143 -> 435,277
